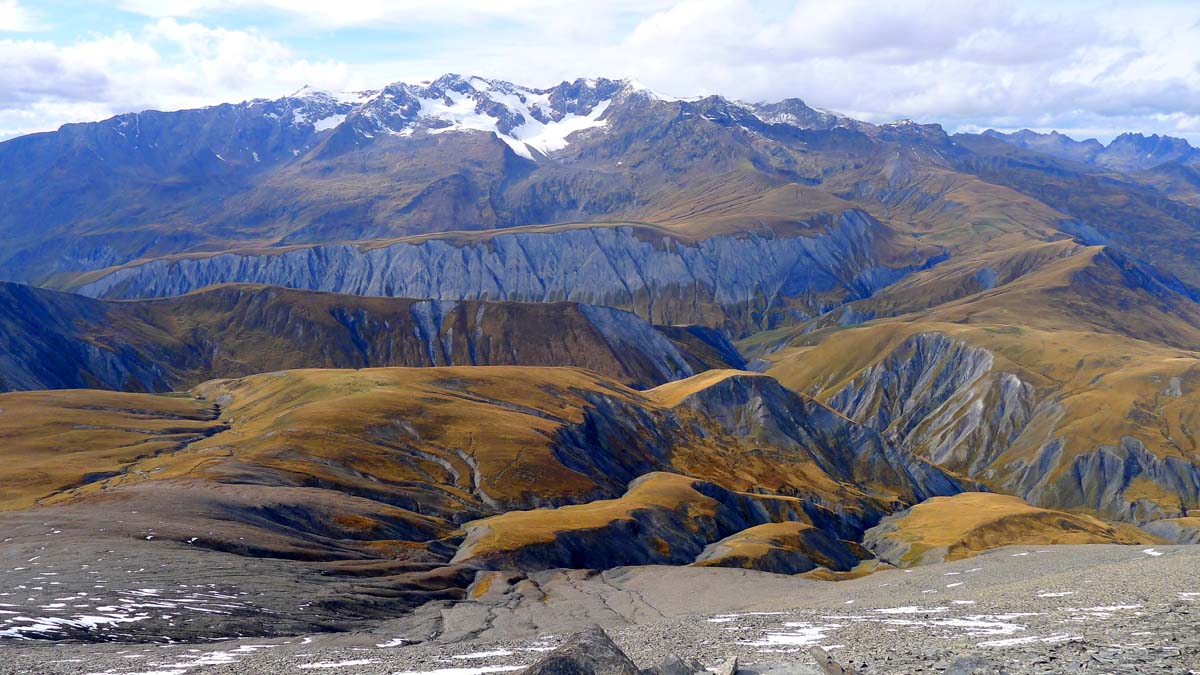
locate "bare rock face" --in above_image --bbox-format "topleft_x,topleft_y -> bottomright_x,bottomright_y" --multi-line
644,654 -> 708,675
520,627 -> 716,675
521,626 -> 640,675
827,332 -> 1030,478
712,656 -> 738,675
1143,517 -> 1200,544
670,371 -> 965,505
72,211 -> 927,337
823,330 -> 1200,523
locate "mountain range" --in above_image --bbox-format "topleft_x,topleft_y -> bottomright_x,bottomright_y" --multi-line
1,73 -> 1198,642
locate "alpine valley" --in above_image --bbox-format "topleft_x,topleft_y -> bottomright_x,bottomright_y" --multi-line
1,74 -> 1199,674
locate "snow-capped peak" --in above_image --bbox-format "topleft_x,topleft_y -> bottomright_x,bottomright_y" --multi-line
621,78 -> 681,102
290,85 -> 377,106
304,74 -> 622,160
275,75 -> 868,156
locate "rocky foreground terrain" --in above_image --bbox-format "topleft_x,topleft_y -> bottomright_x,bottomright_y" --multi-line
0,544 -> 1195,674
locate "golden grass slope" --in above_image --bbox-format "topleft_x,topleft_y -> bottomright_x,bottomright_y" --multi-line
187,366 -> 622,511
0,365 -> 962,567
0,390 -> 221,510
692,521 -> 865,574
451,471 -> 824,571
864,492 -> 1160,567
647,368 -> 756,407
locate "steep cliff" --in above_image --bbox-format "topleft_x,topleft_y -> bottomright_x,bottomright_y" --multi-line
67,212 -> 936,337
653,370 -> 965,516
825,332 -> 1034,477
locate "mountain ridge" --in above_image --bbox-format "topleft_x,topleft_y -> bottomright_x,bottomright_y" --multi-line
982,128 -> 1200,172
0,281 -> 750,393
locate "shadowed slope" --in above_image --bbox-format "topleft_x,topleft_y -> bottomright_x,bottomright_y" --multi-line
0,282 -> 745,392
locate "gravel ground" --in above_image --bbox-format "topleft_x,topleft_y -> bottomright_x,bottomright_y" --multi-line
1,544 -> 1197,674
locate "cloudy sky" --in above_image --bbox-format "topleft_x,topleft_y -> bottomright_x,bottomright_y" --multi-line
2,0 -> 1199,142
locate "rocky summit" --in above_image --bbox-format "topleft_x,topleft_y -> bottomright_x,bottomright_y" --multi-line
1,65 -> 1199,675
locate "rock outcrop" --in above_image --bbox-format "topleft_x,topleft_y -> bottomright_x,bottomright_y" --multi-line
521,626 -> 641,675
1143,517 -> 1200,544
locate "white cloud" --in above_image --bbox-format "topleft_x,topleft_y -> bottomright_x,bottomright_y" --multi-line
610,0 -> 1200,142
115,0 -> 672,29
0,18 -> 371,138
0,0 -> 38,31
2,0 -> 1200,143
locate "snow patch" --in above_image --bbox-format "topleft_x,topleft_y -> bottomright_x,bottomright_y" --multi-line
390,667 -> 525,675
414,86 -> 609,160
298,660 -> 378,669
746,621 -> 842,647
376,637 -> 408,647
510,100 -> 610,157
980,633 -> 1081,647
313,114 -> 345,132
451,650 -> 514,660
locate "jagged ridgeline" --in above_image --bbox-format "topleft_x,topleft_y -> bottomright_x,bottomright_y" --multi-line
1,72 -> 1200,646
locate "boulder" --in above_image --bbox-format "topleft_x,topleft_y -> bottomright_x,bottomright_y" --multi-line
809,647 -> 860,675
945,655 -> 1009,675
522,625 -> 640,675
712,656 -> 738,675
642,654 -> 707,675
